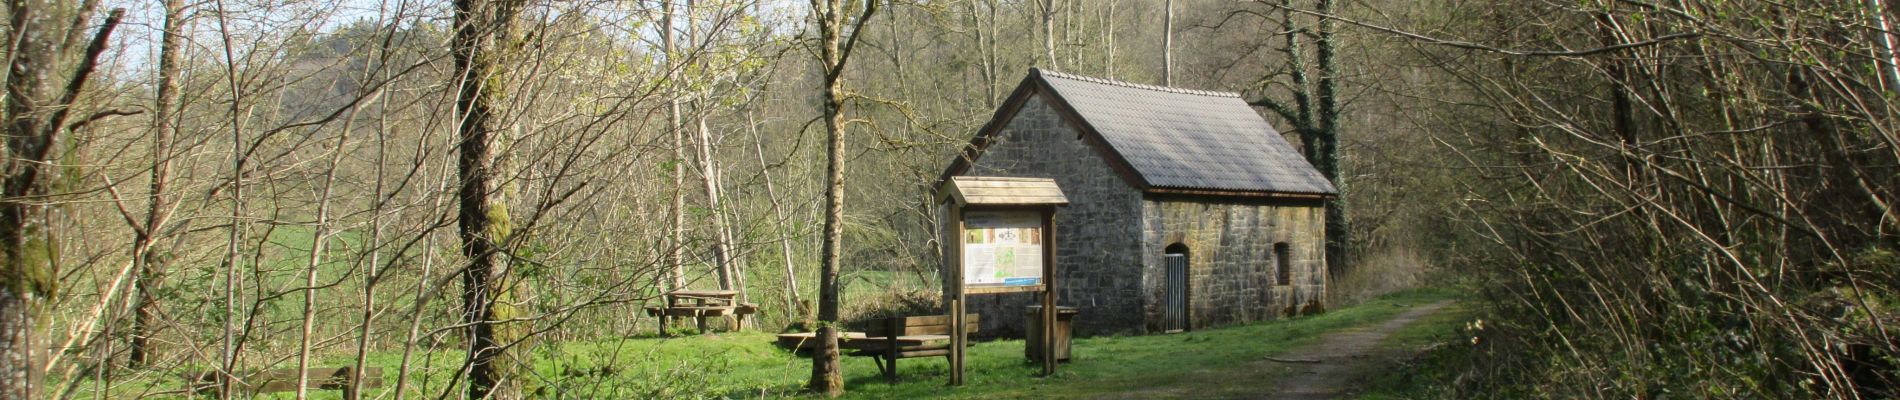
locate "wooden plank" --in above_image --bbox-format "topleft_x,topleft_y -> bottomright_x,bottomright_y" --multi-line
667,289 -> 740,297
885,313 -> 980,327
965,285 -> 1042,294
959,186 -> 1065,197
775,332 -> 959,351
942,177 -> 1069,206
850,348 -> 952,359
647,305 -> 737,318
775,332 -> 870,350
955,184 -> 1061,194
843,335 -> 952,349
866,323 -> 980,337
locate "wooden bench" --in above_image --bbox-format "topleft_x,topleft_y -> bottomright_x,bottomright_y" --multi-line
774,314 -> 980,382
645,303 -> 758,334
645,289 -> 758,335
183,367 -> 383,397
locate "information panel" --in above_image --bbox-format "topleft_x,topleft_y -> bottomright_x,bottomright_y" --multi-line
962,210 -> 1044,288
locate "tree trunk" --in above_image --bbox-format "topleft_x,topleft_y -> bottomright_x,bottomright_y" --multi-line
1105,1 -> 1116,79
695,113 -> 739,296
663,0 -> 688,293
451,0 -> 530,397
1042,0 -> 1057,69
1,2 -> 118,397
748,111 -> 802,319
129,0 -> 185,369
1312,0 -> 1347,280
806,0 -> 873,395
1257,0 -> 1343,279
1163,0 -> 1173,86
1867,0 -> 1900,94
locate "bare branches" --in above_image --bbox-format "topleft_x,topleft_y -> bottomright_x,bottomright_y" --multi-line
1262,2 -> 1701,57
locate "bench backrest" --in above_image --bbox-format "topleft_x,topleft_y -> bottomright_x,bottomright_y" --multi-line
864,314 -> 980,337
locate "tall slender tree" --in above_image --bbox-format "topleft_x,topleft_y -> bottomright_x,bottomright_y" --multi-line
1163,0 -> 1173,85
128,0 -> 187,368
662,0 -> 688,293
1040,0 -> 1057,69
808,0 -> 877,395
450,0 -> 531,397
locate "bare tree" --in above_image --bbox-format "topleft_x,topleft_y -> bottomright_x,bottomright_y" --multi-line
1163,0 -> 1173,85
1040,0 -> 1057,69
127,0 -> 186,369
662,0 -> 688,293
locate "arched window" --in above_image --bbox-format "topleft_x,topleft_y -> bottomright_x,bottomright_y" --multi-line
1274,242 -> 1292,286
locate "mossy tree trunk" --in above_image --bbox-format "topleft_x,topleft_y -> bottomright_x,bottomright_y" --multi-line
1252,0 -> 1347,279
1,2 -> 120,397
451,0 -> 530,397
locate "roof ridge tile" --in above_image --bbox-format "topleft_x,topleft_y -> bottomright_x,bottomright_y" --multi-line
1033,68 -> 1238,98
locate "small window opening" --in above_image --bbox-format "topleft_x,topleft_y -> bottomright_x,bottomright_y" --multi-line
1274,243 -> 1292,286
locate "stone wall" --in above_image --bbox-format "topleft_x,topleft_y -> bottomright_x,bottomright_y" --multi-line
959,94 -> 1147,337
1140,197 -> 1327,332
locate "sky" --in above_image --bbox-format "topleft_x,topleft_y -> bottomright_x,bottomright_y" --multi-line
94,0 -> 810,82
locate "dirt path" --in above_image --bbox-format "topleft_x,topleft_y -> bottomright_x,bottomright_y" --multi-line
1258,300 -> 1454,399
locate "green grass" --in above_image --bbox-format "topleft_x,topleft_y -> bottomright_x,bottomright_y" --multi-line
82,289 -> 1461,399
541,288 -> 1459,399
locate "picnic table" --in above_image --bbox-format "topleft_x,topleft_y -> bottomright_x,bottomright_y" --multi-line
645,289 -> 757,335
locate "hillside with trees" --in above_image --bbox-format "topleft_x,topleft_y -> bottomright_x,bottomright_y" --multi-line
0,0 -> 1893,398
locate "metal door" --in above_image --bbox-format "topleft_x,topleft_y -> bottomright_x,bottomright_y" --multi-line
1164,254 -> 1188,332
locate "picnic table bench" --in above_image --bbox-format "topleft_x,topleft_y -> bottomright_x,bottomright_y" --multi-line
774,313 -> 980,382
644,289 -> 757,335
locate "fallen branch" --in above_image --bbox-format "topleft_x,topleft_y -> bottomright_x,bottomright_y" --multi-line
1263,356 -> 1321,364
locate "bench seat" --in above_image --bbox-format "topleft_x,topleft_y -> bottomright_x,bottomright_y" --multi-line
772,314 -> 979,382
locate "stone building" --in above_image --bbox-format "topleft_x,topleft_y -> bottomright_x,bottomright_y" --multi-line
938,69 -> 1337,336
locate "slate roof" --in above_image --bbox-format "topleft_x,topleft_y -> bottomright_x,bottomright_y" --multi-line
943,69 -> 1337,197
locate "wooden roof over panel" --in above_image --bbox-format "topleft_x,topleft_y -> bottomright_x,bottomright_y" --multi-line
936,176 -> 1069,206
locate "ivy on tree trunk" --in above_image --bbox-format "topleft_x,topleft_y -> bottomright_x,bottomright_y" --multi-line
451,0 -> 532,397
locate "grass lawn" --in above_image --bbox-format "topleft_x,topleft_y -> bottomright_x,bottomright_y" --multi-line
89,288 -> 1461,399
534,288 -> 1462,399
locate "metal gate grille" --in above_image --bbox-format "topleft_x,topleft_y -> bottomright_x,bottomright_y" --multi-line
1164,254 -> 1187,332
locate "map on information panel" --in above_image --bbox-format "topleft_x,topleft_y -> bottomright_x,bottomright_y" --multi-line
962,211 -> 1043,287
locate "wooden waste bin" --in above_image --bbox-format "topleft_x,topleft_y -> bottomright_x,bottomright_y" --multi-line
1025,305 -> 1079,362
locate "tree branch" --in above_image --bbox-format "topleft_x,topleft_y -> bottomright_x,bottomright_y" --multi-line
65,108 -> 141,132
1249,97 -> 1304,128
36,8 -> 124,158
1262,2 -> 1700,57
832,0 -> 882,83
